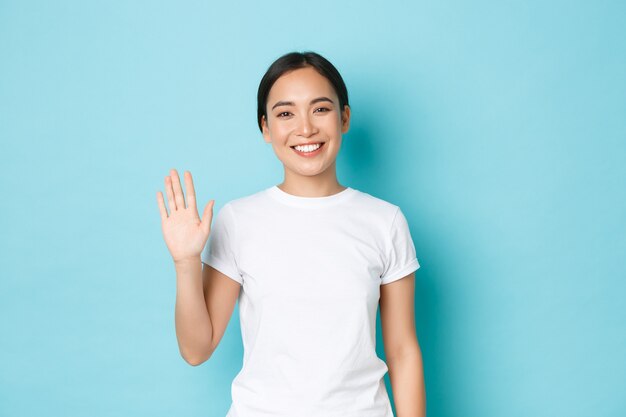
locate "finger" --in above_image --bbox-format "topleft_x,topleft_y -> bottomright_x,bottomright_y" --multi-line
164,175 -> 177,211
184,171 -> 198,212
156,191 -> 168,220
170,169 -> 186,210
201,199 -> 215,236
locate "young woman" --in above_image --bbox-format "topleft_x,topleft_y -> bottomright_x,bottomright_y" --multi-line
157,51 -> 426,417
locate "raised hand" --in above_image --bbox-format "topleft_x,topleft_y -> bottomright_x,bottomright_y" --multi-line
156,169 -> 215,264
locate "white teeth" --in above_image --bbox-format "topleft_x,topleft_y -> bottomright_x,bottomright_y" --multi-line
294,143 -> 322,152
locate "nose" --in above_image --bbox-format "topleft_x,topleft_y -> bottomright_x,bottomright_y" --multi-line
296,113 -> 318,137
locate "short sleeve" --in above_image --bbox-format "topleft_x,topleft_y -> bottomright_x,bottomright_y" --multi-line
201,203 -> 243,285
380,207 -> 420,285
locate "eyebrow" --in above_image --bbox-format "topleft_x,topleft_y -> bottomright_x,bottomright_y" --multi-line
271,96 -> 335,111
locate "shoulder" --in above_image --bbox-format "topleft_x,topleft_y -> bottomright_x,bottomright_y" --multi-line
348,188 -> 401,224
217,187 -> 273,217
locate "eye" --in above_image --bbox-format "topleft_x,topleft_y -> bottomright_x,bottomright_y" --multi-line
314,107 -> 331,113
277,111 -> 292,118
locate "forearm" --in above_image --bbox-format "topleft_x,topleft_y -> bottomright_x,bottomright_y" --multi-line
387,348 -> 426,417
174,257 -> 213,365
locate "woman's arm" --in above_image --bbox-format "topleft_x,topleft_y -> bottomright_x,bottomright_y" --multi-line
157,169 -> 240,366
174,257 -> 213,365
380,272 -> 426,417
174,259 -> 241,366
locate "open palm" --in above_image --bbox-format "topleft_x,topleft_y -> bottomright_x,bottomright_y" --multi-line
156,169 -> 215,263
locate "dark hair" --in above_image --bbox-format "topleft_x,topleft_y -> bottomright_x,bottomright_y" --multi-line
256,51 -> 350,132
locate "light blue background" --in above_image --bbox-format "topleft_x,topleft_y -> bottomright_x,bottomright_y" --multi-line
1,1 -> 624,416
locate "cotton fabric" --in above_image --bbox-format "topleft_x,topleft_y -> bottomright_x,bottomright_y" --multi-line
201,185 -> 420,417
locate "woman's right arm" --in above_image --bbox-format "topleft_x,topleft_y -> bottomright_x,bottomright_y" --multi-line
157,169 -> 240,366
173,257 -> 209,364
174,258 -> 241,366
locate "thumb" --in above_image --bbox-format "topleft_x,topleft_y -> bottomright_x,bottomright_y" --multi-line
201,199 -> 215,237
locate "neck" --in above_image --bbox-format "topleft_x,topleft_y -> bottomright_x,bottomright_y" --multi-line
278,164 -> 346,197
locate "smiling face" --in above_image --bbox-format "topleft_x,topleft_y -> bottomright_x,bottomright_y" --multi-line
261,66 -> 350,184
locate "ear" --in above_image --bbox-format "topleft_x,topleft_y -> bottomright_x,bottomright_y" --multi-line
261,115 -> 271,143
341,105 -> 351,134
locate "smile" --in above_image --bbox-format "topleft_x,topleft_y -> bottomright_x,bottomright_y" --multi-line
291,142 -> 325,157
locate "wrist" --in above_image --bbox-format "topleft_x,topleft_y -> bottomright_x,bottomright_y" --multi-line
173,255 -> 202,268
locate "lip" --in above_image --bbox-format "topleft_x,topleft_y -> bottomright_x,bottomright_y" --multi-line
290,141 -> 325,147
291,142 -> 325,157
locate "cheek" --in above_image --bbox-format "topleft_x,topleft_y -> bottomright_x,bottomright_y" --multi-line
273,122 -> 296,138
324,123 -> 342,136
322,113 -> 342,129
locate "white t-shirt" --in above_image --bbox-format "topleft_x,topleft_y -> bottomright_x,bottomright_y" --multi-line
201,185 -> 420,417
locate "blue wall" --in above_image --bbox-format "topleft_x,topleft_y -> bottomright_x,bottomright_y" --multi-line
1,1 -> 624,416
